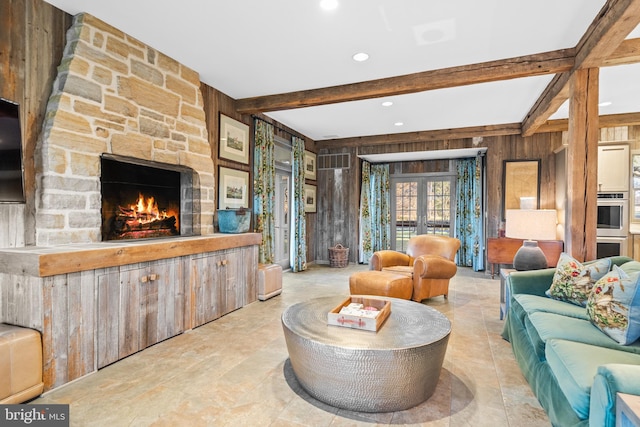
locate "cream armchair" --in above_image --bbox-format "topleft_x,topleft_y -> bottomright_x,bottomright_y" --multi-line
370,234 -> 461,302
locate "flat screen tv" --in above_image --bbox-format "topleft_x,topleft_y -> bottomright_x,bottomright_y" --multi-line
0,98 -> 25,202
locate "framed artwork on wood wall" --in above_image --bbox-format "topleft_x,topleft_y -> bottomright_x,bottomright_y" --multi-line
304,184 -> 317,213
218,166 -> 249,210
502,159 -> 540,217
304,150 -> 317,180
219,114 -> 250,165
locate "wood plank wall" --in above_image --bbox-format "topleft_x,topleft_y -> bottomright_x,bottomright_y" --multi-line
200,84 -> 318,263
3,1 -> 638,268
0,205 -> 25,247
317,132 -> 565,264
201,85 -> 251,231
0,0 -> 72,247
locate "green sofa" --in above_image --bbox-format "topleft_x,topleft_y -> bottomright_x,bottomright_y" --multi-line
502,256 -> 640,427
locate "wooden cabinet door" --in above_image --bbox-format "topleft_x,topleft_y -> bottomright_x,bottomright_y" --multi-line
189,248 -> 247,328
145,257 -> 185,346
191,253 -> 220,327
96,267 -> 120,368
138,258 -> 186,349
97,258 -> 186,368
598,145 -> 629,192
118,263 -> 145,359
241,245 -> 259,305
216,248 -> 243,316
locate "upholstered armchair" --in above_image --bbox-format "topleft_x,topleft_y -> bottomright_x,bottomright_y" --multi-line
370,234 -> 461,302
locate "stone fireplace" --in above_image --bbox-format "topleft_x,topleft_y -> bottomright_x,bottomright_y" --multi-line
35,13 -> 214,246
0,11 -> 264,395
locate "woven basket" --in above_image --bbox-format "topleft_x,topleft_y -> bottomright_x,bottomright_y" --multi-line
328,244 -> 349,268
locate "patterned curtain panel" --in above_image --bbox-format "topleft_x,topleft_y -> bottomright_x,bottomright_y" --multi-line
456,155 -> 484,271
371,163 -> 391,253
290,136 -> 307,272
253,119 -> 275,264
359,161 -> 372,263
359,162 -> 391,264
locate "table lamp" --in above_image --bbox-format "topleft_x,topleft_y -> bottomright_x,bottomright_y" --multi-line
505,209 -> 557,271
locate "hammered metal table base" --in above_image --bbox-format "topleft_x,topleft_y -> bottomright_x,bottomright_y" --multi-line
281,296 -> 451,413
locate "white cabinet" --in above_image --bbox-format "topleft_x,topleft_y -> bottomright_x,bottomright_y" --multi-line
598,144 -> 630,192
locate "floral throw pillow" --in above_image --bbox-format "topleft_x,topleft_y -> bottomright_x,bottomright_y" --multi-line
586,265 -> 640,345
546,253 -> 612,307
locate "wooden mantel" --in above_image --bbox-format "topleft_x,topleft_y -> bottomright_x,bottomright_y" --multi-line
0,233 -> 262,277
0,233 -> 262,392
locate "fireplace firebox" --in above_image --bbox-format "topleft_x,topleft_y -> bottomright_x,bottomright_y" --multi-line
101,156 -> 191,241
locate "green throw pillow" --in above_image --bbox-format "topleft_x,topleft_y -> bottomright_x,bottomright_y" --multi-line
546,253 -> 611,307
587,265 -> 640,345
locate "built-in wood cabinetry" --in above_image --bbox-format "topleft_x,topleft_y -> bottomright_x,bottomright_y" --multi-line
96,257 -> 188,368
190,246 -> 257,328
0,234 -> 260,391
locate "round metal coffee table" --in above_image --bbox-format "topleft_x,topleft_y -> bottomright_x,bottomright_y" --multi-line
281,296 -> 451,413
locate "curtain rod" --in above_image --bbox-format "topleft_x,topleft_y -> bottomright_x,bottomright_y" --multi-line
252,115 -> 300,140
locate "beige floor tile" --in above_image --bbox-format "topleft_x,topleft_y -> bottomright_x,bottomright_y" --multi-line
32,263 -> 550,426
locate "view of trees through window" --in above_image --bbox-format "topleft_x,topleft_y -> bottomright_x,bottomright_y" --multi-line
394,179 -> 452,251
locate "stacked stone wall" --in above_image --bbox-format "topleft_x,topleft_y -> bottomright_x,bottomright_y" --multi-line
37,13 -> 214,245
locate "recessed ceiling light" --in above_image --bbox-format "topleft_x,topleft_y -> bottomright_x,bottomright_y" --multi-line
352,52 -> 369,62
382,101 -> 393,107
394,122 -> 404,127
320,0 -> 338,10
599,101 -> 612,107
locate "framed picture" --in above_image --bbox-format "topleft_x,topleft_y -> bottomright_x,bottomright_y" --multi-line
502,159 -> 540,216
218,166 -> 249,210
219,114 -> 250,165
304,184 -> 317,213
304,150 -> 317,180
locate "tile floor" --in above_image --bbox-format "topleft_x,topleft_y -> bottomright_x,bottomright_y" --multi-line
34,263 -> 551,426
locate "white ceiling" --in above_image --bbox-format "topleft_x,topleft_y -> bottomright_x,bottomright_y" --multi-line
42,0 -> 640,141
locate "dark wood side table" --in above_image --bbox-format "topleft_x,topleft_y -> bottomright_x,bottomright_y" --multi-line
500,268 -> 515,320
487,237 -> 564,279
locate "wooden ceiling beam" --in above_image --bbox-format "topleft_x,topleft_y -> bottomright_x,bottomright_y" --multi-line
537,111 -> 640,133
239,37 -> 640,128
601,35 -> 640,66
521,74 -> 571,137
238,4 -> 640,141
521,0 -> 640,137
316,123 -> 522,150
236,50 -> 575,113
317,111 -> 640,150
575,0 -> 640,69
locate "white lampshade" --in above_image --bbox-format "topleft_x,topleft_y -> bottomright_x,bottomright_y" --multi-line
505,209 -> 557,241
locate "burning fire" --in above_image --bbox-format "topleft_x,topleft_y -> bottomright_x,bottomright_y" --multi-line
107,192 -> 179,240
120,193 -> 172,225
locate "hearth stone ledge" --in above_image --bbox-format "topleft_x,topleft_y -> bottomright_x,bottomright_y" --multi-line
0,233 -> 262,277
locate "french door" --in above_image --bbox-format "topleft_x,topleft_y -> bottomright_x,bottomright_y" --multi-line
391,175 -> 455,252
274,138 -> 293,270
274,171 -> 291,269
